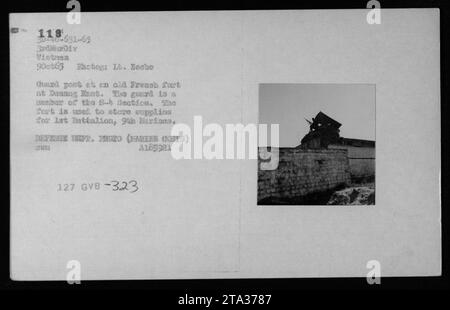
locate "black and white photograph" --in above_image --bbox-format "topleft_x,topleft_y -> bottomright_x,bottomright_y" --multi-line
258,84 -> 376,205
1,0 -> 447,298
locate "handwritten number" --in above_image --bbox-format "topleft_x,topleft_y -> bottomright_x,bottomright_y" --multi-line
111,180 -> 120,191
129,180 -> 138,193
108,180 -> 138,193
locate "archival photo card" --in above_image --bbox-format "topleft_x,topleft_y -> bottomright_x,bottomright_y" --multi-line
258,84 -> 376,206
9,9 -> 440,280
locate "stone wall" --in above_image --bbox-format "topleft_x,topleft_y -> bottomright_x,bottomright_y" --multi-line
328,145 -> 375,180
258,148 -> 351,202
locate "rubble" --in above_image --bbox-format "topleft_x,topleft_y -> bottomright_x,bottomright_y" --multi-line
327,184 -> 375,205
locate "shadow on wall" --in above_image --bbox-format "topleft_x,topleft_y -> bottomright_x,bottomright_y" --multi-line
258,183 -> 348,205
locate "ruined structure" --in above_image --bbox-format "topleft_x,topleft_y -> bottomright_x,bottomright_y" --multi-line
300,111 -> 375,182
258,111 -> 375,204
300,111 -> 342,149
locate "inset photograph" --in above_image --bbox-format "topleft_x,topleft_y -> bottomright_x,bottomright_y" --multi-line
258,84 -> 375,206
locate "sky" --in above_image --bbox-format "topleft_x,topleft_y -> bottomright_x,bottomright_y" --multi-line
259,84 -> 376,147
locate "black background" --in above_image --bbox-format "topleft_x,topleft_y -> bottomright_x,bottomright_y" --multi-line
1,0 -> 448,300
